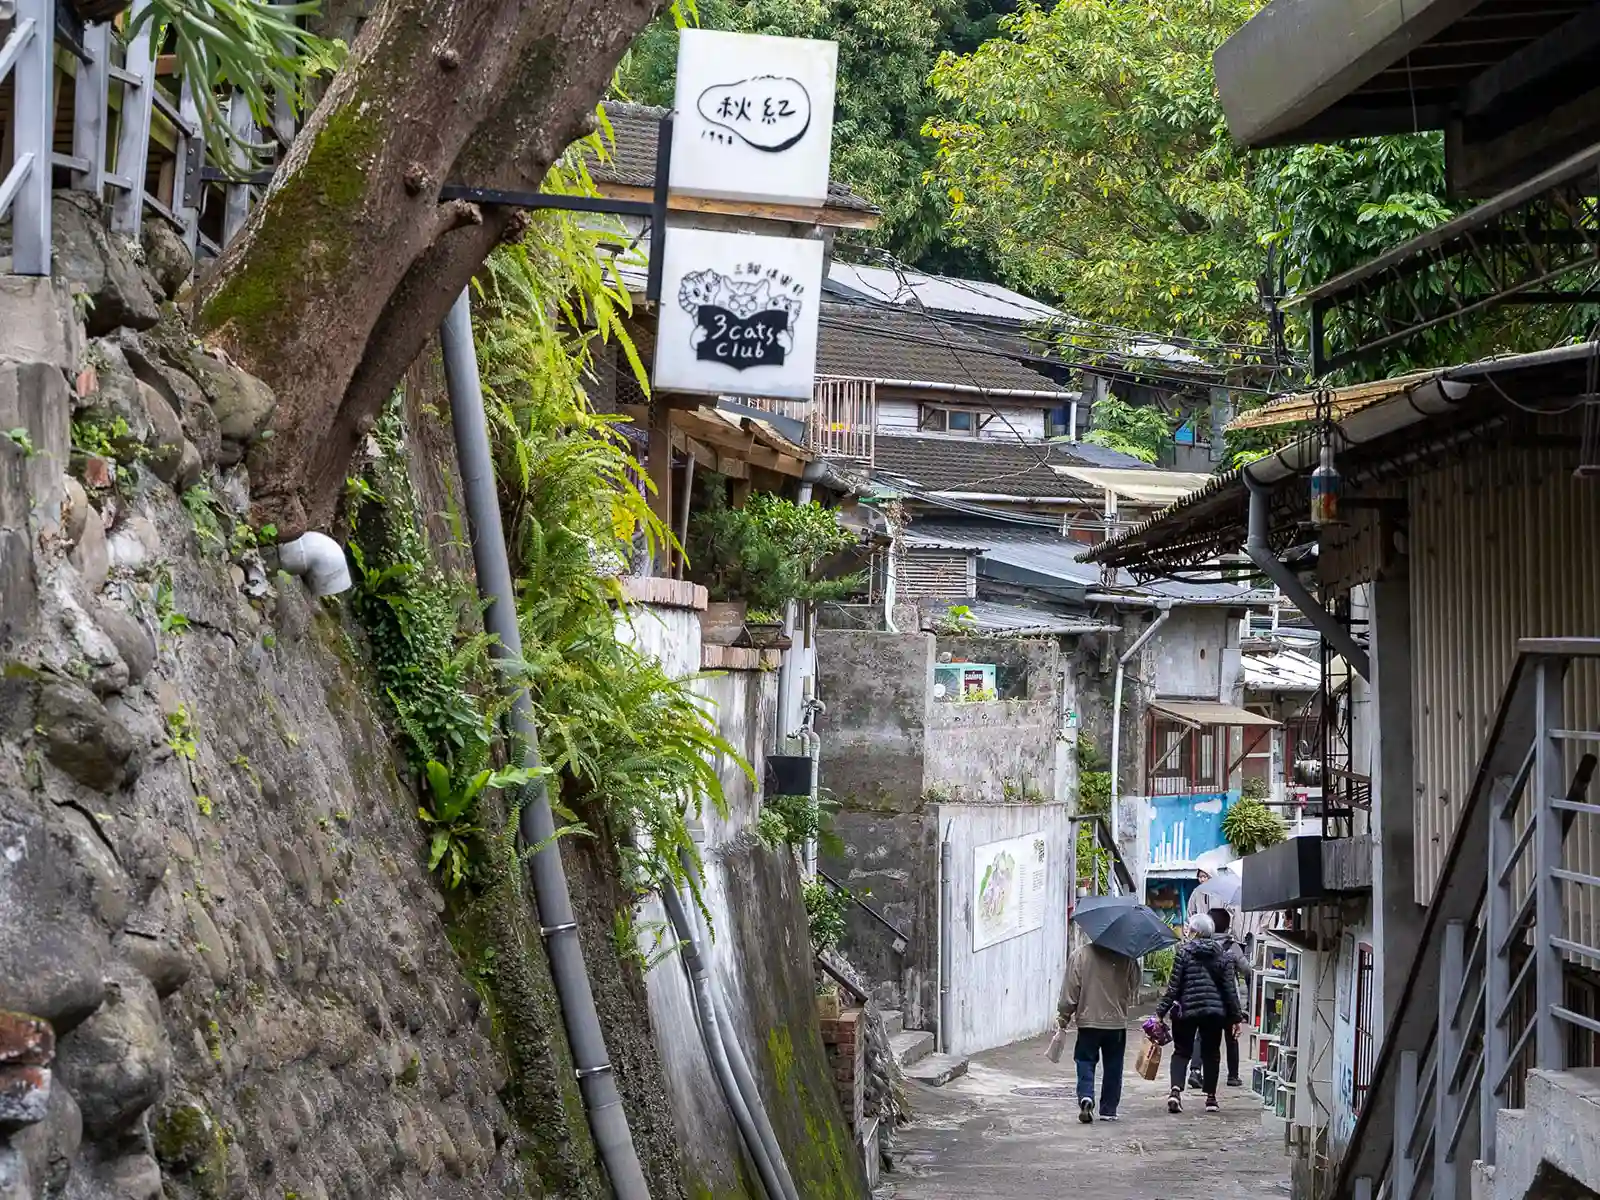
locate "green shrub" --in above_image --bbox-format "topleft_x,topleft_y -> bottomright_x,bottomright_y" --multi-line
1222,794 -> 1289,857
686,487 -> 863,613
803,879 -> 849,953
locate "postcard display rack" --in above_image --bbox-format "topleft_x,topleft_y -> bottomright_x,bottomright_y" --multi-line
1248,936 -> 1301,1124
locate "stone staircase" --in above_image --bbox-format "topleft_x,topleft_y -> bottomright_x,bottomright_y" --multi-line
884,1011 -> 969,1087
1473,1069 -> 1600,1200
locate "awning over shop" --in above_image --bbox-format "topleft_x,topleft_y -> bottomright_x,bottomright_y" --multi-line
1052,466 -> 1214,506
1149,700 -> 1282,728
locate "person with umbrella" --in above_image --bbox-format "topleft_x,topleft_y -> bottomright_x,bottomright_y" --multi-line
1061,897 -> 1178,1123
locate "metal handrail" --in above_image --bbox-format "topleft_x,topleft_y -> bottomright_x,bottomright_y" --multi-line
1070,813 -> 1138,895
3,0 -> 51,273
1341,638 -> 1600,1199
816,867 -> 909,951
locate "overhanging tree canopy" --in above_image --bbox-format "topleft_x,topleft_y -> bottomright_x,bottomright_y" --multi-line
194,0 -> 661,534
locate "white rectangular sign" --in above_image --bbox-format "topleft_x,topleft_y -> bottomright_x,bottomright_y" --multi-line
973,831 -> 1049,952
652,226 -> 824,401
670,28 -> 838,208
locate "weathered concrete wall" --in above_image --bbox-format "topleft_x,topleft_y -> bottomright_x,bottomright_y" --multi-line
630,590 -> 871,1200
1152,606 -> 1232,699
818,629 -> 1065,1035
939,802 -> 1074,1056
814,628 -> 931,812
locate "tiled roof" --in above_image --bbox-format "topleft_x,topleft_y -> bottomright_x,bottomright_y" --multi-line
817,305 -> 1064,393
592,102 -> 878,213
873,435 -> 1149,499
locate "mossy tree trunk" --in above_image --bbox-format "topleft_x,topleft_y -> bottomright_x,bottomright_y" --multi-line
193,0 -> 659,535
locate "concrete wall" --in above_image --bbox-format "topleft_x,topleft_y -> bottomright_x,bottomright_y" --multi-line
628,587 -> 871,1200
939,802 -> 1074,1055
1151,606 -> 1233,700
815,628 -> 932,812
818,629 -> 1064,1040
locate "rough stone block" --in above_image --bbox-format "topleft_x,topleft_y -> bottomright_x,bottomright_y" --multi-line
187,351 -> 276,463
0,361 -> 72,531
0,1013 -> 55,1067
54,968 -> 170,1138
0,277 -> 82,372
0,529 -> 37,650
51,191 -> 160,337
37,680 -> 138,792
0,1066 -> 51,1129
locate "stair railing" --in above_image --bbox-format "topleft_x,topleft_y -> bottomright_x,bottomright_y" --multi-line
1340,638 -> 1600,1200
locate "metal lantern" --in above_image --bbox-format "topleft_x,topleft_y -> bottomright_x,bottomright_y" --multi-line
1309,441 -> 1342,527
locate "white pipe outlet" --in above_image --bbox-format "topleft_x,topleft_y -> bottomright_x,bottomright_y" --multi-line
278,531 -> 352,597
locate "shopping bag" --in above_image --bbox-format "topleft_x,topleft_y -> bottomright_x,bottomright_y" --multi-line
1136,1038 -> 1163,1081
1046,1028 -> 1066,1063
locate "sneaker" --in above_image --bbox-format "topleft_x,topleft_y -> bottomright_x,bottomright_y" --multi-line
1226,1076 -> 1244,1088
1205,1094 -> 1220,1113
1168,1087 -> 1183,1114
1079,1097 -> 1095,1124
1100,1113 -> 1120,1121
1188,1070 -> 1203,1090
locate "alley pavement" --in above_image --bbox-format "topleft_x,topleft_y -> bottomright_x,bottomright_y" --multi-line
885,1026 -> 1293,1199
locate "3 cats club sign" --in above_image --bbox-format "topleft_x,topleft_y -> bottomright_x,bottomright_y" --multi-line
651,30 -> 836,400
653,228 -> 824,401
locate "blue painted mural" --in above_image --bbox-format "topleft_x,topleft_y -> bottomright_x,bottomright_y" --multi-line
1147,791 -> 1237,872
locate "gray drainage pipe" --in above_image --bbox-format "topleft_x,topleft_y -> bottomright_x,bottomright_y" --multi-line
709,973 -> 801,1200
1243,473 -> 1371,680
439,289 -> 651,1198
661,883 -> 791,1200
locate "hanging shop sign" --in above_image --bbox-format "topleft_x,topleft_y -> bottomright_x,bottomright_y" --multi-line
652,227 -> 824,400
670,29 -> 838,208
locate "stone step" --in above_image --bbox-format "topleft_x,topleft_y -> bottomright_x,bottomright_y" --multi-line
881,1009 -> 904,1037
891,1029 -> 934,1069
905,1052 -> 969,1088
1489,1069 -> 1600,1200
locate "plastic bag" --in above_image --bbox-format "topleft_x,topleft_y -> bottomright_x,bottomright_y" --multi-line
1046,1028 -> 1066,1063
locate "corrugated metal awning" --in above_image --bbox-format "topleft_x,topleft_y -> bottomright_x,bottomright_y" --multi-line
1150,700 -> 1281,728
1052,466 -> 1216,505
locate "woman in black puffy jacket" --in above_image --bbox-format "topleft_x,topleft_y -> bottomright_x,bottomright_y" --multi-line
1154,912 -> 1245,1113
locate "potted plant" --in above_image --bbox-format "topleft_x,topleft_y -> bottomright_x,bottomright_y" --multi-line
739,607 -> 789,649
687,486 -> 864,632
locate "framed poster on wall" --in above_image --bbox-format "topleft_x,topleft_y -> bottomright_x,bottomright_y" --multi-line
973,831 -> 1048,951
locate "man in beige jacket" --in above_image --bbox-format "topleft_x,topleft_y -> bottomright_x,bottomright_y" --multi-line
1057,942 -> 1142,1123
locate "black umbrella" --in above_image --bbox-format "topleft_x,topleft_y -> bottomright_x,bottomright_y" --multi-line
1072,895 -> 1180,959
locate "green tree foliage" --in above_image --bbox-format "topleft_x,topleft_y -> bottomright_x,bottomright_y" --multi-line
927,0 -> 1265,345
1082,393 -> 1173,463
616,0 -> 1015,268
926,0 -> 1581,379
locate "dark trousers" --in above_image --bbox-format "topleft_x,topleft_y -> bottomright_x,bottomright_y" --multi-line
1225,1025 -> 1240,1081
1074,1026 -> 1127,1116
1170,1016 -> 1226,1095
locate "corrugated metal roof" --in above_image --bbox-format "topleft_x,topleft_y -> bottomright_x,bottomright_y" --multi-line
1243,648 -> 1321,692
960,600 -> 1117,636
1053,466 -> 1216,505
825,263 -> 1060,323
905,519 -> 1271,605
